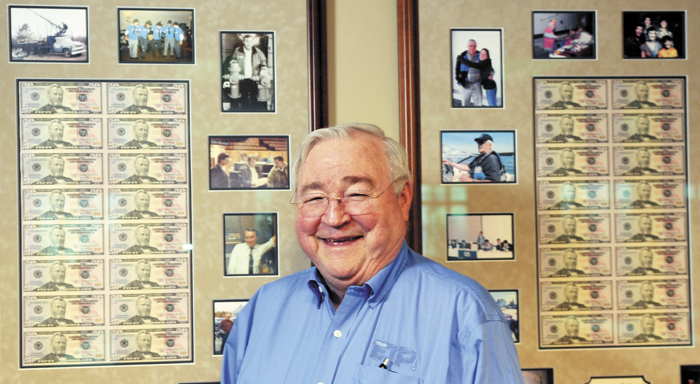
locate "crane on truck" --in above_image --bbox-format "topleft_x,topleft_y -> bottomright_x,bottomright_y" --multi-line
16,10 -> 86,57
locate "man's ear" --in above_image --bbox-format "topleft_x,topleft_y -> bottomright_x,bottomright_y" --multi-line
397,179 -> 413,222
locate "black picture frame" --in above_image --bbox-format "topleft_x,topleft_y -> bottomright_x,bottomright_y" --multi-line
451,28 -> 504,108
117,7 -> 195,64
532,11 -> 597,60
446,213 -> 515,261
441,130 -> 517,184
212,299 -> 248,356
622,11 -> 685,59
223,213 -> 279,277
489,289 -> 520,343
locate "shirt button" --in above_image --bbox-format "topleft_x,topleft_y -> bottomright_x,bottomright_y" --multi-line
333,330 -> 342,338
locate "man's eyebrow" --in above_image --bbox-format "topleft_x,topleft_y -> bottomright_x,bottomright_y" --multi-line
298,176 -> 376,195
299,181 -> 324,195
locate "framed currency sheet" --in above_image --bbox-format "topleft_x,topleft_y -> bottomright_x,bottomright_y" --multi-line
534,76 -> 690,349
17,79 -> 193,368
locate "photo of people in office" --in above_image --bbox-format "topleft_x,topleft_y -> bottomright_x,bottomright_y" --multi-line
209,135 -> 290,190
223,213 -> 278,277
447,213 -> 514,260
532,11 -> 596,59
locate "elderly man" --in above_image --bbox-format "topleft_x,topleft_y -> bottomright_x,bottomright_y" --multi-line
632,315 -> 663,342
122,225 -> 160,254
37,155 -> 74,184
623,115 -> 657,142
38,190 -> 74,219
211,153 -> 231,189
38,261 -> 75,291
556,317 -> 587,344
39,333 -> 75,362
123,295 -> 160,324
39,226 -> 74,255
40,297 -> 76,326
120,120 -> 158,149
547,81 -> 581,109
455,39 -> 482,107
552,182 -> 584,210
553,249 -> 585,277
629,181 -> 659,208
120,155 -> 159,184
629,214 -> 661,242
552,215 -> 585,243
625,148 -> 658,176
119,85 -> 157,114
122,190 -> 159,219
549,115 -> 582,143
625,81 -> 657,109
227,228 -> 276,275
549,148 -> 583,176
122,260 -> 160,289
125,331 -> 161,360
554,283 -> 587,310
221,124 -> 523,383
36,120 -> 73,148
630,281 -> 662,309
34,84 -> 73,113
442,134 -> 503,182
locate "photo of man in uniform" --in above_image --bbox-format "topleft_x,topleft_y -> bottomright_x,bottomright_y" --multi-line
120,120 -> 158,149
38,261 -> 75,291
36,120 -> 73,148
122,295 -> 160,324
628,248 -> 662,275
546,82 -> 581,109
554,283 -> 587,310
119,85 -> 157,114
39,333 -> 75,362
33,84 -> 73,114
36,155 -> 74,184
629,214 -> 661,242
549,149 -> 583,176
227,228 -> 276,275
39,226 -> 74,255
625,81 -> 657,108
124,330 -> 161,360
630,281 -> 662,309
121,260 -> 160,289
556,317 -> 588,344
122,190 -> 159,219
552,215 -> 585,243
552,250 -> 586,277
631,315 -> 663,342
628,181 -> 659,208
623,115 -> 657,142
40,297 -> 76,326
551,182 -> 584,210
121,225 -> 160,254
624,148 -> 659,176
549,115 -> 582,142
38,190 -> 74,219
120,155 -> 159,184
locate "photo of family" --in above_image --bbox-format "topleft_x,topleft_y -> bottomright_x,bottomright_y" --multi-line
451,29 -> 504,108
623,11 -> 685,59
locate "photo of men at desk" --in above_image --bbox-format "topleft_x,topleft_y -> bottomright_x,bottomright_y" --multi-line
209,135 -> 289,190
533,11 -> 596,59
447,213 -> 514,260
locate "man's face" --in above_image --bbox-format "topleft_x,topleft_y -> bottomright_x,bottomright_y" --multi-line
137,333 -> 152,352
642,317 -> 655,334
134,88 -> 149,107
294,134 -> 412,289
136,263 -> 151,281
51,229 -> 66,248
637,150 -> 650,168
48,87 -> 64,106
52,300 -> 67,318
51,264 -> 66,283
639,217 -> 652,234
561,118 -> 574,135
136,298 -> 152,316
134,21 -> 139,26
549,21 -> 556,29
560,84 -> 574,102
640,283 -> 654,301
562,185 -> 576,202
563,218 -> 577,236
640,250 -> 653,268
565,319 -> 579,336
477,141 -> 492,154
136,228 -> 151,246
665,39 -> 672,49
636,117 -> 650,135
638,183 -> 651,201
467,40 -> 477,55
135,193 -> 150,211
564,252 -> 577,269
225,314 -> 231,320
134,123 -> 149,141
52,335 -> 67,354
50,193 -> 66,211
636,84 -> 649,101
565,285 -> 578,302
635,26 -> 643,36
49,158 -> 65,176
244,230 -> 258,248
561,151 -> 575,168
135,158 -> 150,176
660,20 -> 667,28
243,36 -> 253,50
648,30 -> 657,41
274,159 -> 284,169
49,122 -> 64,140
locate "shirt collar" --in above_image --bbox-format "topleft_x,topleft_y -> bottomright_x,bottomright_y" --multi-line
306,241 -> 410,309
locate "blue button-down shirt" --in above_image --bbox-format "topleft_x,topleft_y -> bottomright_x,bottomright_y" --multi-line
221,242 -> 524,383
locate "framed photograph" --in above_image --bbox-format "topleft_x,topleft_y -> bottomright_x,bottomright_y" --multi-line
532,11 -> 596,59
451,28 -> 503,108
117,8 -> 195,64
221,31 -> 276,113
623,11 -> 685,59
585,377 -> 649,384
446,213 -> 514,261
8,5 -> 88,63
521,368 -> 553,384
681,365 -> 700,383
213,299 -> 248,355
223,213 -> 278,276
489,290 -> 519,343
441,130 -> 516,183
209,135 -> 290,190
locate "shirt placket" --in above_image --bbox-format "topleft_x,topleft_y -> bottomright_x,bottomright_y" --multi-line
311,285 -> 370,384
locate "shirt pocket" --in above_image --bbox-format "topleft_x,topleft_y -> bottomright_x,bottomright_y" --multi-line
352,364 -> 424,384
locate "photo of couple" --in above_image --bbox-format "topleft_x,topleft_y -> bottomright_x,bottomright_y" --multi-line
451,29 -> 504,108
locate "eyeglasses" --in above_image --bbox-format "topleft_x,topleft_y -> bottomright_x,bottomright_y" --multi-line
290,183 -> 394,218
